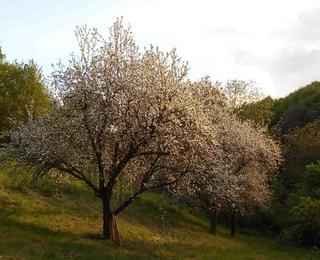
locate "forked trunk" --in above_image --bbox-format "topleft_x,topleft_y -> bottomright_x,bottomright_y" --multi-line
210,209 -> 218,235
102,197 -> 120,245
230,212 -> 236,237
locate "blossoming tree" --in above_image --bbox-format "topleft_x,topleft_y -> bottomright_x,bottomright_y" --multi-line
175,79 -> 281,236
3,19 -> 217,243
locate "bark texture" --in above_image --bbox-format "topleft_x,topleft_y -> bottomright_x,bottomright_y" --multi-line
103,197 -> 120,245
230,212 -> 236,237
210,209 -> 218,235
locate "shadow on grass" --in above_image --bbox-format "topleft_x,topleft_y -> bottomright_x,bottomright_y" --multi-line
0,217 -> 151,259
82,232 -> 104,240
1,188 -> 318,260
123,196 -> 209,233
0,195 -> 22,217
0,216 -> 209,259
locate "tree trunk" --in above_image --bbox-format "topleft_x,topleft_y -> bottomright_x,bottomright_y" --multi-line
230,212 -> 236,237
102,197 -> 120,245
210,209 -> 218,235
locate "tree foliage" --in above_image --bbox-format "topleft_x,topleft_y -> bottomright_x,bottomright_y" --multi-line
237,96 -> 276,127
280,197 -> 320,247
0,48 -> 50,136
172,79 -> 281,236
282,120 -> 320,180
221,79 -> 263,110
270,81 -> 320,134
238,81 -> 320,247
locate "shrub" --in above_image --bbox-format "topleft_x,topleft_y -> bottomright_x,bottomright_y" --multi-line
280,197 -> 320,247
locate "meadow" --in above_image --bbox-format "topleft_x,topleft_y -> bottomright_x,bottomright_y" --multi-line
0,170 -> 317,260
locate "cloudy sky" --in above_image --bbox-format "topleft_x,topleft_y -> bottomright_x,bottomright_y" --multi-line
1,0 -> 320,97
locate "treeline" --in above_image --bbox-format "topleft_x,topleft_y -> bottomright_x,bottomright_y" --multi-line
239,82 -> 320,247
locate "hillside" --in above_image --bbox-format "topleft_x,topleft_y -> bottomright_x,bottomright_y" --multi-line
0,174 -> 317,259
271,81 -> 320,133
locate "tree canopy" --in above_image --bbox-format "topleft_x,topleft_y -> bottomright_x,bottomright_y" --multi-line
270,81 -> 320,134
0,48 -> 50,136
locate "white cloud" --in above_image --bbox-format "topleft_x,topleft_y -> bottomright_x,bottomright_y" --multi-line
264,48 -> 320,95
1,0 -> 320,97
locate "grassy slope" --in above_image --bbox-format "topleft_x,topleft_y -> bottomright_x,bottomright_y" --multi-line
0,175 -> 318,259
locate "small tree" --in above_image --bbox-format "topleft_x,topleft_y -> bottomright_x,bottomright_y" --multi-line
221,79 -> 264,110
3,19 -> 216,243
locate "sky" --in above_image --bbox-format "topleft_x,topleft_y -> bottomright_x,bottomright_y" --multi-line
1,0 -> 320,97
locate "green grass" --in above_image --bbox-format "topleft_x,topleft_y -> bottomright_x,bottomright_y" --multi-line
0,170 -> 318,259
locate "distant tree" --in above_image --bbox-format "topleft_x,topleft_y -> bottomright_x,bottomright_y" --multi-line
221,79 -> 264,110
2,19 -> 217,243
237,96 -> 276,127
0,48 -> 50,138
174,79 -> 281,236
